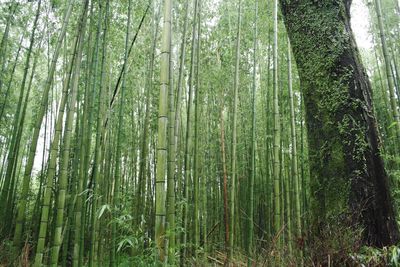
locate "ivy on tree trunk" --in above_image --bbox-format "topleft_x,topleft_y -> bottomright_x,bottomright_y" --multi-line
279,0 -> 399,247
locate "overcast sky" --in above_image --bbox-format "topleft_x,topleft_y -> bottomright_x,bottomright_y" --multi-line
351,0 -> 373,50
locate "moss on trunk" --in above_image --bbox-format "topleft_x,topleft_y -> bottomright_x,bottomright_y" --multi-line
279,0 -> 399,247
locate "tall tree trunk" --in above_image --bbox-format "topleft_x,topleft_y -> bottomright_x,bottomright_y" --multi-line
279,0 -> 400,247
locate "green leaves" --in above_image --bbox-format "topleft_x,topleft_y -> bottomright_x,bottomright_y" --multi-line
98,204 -> 111,219
117,237 -> 137,252
51,0 -> 62,9
388,121 -> 398,129
352,246 -> 400,266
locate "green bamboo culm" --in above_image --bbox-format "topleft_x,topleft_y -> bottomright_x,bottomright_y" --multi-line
247,0 -> 258,265
287,37 -> 303,262
373,0 -> 400,139
137,3 -> 159,232
166,0 -> 176,261
73,1 -> 101,266
1,0 -> 41,238
11,0 -> 42,246
174,0 -> 189,261
89,0 -> 109,266
50,1 -> 89,265
155,0 -> 172,261
0,2 -> 18,98
0,35 -> 23,123
183,0 -> 198,260
33,3 -> 76,266
110,0 -> 131,266
273,0 -> 282,253
229,0 -> 241,262
193,0 -> 202,258
12,28 -> 42,251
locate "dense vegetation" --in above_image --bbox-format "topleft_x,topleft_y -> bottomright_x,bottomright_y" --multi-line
0,0 -> 399,266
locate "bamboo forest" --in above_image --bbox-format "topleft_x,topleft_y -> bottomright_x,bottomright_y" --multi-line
2,0 -> 400,266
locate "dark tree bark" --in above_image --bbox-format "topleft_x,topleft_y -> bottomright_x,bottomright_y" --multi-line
279,0 -> 399,247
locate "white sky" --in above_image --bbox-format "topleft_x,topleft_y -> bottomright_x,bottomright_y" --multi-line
351,0 -> 373,50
